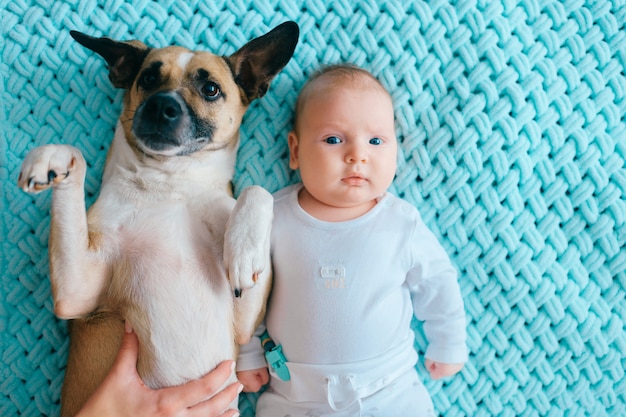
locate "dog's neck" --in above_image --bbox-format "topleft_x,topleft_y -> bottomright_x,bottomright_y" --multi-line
101,122 -> 236,199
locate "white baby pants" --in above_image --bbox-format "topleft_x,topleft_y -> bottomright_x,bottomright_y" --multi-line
255,345 -> 435,417
256,367 -> 434,417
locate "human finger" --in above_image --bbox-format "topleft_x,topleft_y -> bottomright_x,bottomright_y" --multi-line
160,360 -> 237,408
188,381 -> 243,417
425,359 -> 444,380
111,322 -> 142,379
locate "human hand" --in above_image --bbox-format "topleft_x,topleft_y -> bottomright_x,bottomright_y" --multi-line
237,367 -> 269,393
424,359 -> 464,380
76,323 -> 242,417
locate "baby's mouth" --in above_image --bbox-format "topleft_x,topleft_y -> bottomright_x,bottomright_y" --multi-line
342,174 -> 367,185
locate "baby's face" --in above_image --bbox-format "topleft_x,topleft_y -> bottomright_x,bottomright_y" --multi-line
289,81 -> 397,220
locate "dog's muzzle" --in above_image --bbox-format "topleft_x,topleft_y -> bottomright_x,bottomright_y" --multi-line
132,92 -> 214,155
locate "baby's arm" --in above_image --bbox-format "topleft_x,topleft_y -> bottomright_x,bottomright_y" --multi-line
236,322 -> 270,392
408,212 -> 469,374
424,359 -> 464,380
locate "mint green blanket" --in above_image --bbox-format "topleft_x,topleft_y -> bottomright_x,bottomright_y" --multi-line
2,1 -> 624,415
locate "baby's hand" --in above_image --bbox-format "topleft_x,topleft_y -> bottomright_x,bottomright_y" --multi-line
424,359 -> 464,380
237,367 -> 270,393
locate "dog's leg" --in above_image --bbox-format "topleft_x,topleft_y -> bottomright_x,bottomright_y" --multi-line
18,144 -> 110,318
60,314 -> 124,417
223,186 -> 273,344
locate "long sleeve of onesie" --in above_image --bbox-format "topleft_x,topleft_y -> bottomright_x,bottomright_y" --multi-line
406,211 -> 468,364
236,322 -> 267,372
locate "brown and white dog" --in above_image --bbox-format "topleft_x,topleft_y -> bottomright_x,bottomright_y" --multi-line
18,22 -> 298,415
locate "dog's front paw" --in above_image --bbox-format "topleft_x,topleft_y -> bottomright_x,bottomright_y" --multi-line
224,186 -> 273,297
18,145 -> 86,193
225,245 -> 267,297
224,217 -> 271,296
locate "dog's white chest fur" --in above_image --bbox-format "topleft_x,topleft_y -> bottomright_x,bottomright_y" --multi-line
117,207 -> 234,387
86,135 -> 239,387
107,194 -> 227,307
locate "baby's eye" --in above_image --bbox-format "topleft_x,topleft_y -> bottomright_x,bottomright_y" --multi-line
325,136 -> 342,144
369,137 -> 382,145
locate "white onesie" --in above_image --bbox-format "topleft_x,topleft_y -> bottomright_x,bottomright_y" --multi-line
239,184 -> 468,416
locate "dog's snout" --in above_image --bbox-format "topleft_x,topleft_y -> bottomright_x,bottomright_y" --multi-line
146,94 -> 182,123
132,92 -> 194,153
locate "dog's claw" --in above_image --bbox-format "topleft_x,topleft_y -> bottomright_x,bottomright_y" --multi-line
234,288 -> 242,298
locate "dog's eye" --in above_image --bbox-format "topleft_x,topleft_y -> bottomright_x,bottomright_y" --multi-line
202,82 -> 221,100
138,64 -> 162,90
142,73 -> 156,86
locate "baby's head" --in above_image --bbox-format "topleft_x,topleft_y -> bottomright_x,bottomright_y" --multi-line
293,64 -> 393,133
288,64 -> 397,221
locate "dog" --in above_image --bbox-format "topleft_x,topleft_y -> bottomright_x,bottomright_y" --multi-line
18,21 -> 298,415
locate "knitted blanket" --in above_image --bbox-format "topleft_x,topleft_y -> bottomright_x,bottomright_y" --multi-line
2,1 -> 625,416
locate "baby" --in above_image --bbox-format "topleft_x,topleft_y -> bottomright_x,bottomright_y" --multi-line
237,64 -> 468,416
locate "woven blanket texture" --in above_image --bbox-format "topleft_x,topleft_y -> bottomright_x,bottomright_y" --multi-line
2,0 -> 625,416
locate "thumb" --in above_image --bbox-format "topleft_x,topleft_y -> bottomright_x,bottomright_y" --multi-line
114,321 -> 140,373
425,359 -> 441,379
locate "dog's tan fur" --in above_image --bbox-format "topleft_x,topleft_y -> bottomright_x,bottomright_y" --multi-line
18,23 -> 298,415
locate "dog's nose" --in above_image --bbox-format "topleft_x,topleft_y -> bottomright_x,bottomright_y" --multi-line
132,91 -> 195,153
145,94 -> 182,124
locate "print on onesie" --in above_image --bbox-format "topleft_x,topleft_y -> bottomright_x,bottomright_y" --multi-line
319,261 -> 346,290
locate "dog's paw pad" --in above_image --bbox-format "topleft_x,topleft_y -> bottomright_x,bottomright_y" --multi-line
18,145 -> 84,193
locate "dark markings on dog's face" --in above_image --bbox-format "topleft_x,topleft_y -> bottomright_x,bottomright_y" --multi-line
71,22 -> 299,160
137,62 -> 163,93
131,91 -> 217,155
120,47 -> 248,158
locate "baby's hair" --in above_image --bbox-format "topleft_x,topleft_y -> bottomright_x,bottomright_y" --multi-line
293,64 -> 390,130
304,63 -> 383,87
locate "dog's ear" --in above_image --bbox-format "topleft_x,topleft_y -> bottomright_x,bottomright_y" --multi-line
70,31 -> 150,89
228,21 -> 299,103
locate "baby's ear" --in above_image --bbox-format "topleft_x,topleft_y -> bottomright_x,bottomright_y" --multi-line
287,131 -> 300,170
